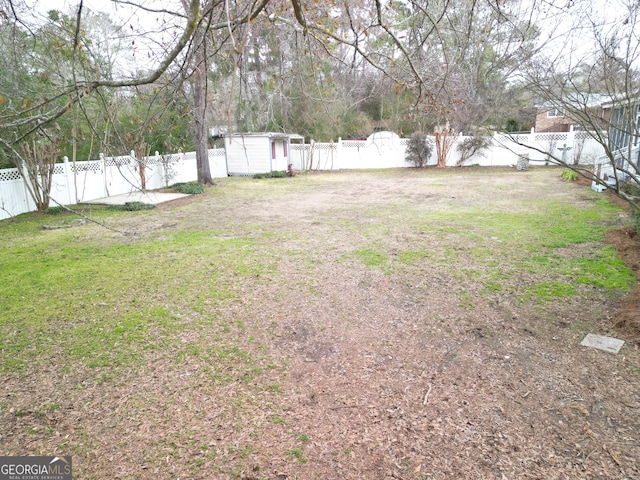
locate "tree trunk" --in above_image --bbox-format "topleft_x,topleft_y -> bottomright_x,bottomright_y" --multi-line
193,46 -> 213,185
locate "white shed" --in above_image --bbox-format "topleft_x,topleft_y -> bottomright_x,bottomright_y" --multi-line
224,133 -> 304,176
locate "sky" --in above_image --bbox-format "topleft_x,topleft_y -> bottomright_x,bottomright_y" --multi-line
28,0 -> 635,77
31,0 -> 187,75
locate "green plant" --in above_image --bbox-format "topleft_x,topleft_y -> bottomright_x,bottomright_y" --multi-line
287,448 -> 307,464
171,182 -> 204,194
633,210 -> 640,235
505,118 -> 521,132
45,206 -> 65,215
456,135 -> 491,166
107,201 -> 155,211
405,131 -> 434,168
354,248 -> 387,267
561,169 -> 578,181
253,171 -> 287,179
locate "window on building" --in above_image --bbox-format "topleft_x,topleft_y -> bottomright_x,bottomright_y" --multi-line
271,141 -> 276,159
547,107 -> 565,118
610,106 -> 629,151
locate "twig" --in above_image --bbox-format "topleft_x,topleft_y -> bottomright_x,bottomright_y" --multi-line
583,448 -> 597,464
423,384 -> 432,405
607,448 -> 622,466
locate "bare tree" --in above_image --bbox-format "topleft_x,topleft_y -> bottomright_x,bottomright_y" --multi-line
0,0 -> 572,187
434,123 -> 456,168
517,0 -> 640,209
17,133 -> 61,211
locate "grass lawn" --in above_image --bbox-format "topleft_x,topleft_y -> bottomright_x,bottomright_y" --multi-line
1,167 -> 638,479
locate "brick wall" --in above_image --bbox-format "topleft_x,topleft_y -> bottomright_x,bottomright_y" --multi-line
534,108 -> 574,132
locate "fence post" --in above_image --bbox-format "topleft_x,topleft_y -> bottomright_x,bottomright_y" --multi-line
101,153 -> 108,198
20,159 -> 35,209
63,156 -> 73,205
567,125 -> 575,164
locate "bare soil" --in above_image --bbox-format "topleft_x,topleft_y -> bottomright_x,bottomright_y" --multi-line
2,168 -> 640,480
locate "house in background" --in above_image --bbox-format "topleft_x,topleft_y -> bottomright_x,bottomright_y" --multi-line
534,105 -> 574,132
606,99 -> 640,153
534,94 -> 611,132
223,132 -> 304,176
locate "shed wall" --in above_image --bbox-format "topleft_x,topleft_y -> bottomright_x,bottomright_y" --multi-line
225,136 -> 271,175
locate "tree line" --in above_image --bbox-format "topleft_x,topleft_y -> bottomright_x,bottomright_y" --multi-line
0,0 -> 639,207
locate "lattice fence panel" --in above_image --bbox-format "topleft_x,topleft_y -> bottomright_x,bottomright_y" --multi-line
0,169 -> 21,181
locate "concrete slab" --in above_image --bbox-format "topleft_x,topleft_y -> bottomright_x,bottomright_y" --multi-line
84,191 -> 190,206
580,333 -> 625,354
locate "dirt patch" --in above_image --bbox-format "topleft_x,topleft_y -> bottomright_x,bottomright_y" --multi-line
2,168 -> 640,480
575,173 -> 640,341
605,226 -> 640,342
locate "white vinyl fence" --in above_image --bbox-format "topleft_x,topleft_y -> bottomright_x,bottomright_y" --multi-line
0,130 -> 609,221
0,149 -> 226,220
289,130 -> 606,172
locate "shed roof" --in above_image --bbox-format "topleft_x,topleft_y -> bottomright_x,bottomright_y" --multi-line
224,132 -> 304,140
535,93 -> 612,110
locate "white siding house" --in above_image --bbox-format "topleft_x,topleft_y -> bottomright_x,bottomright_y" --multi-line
224,133 -> 304,176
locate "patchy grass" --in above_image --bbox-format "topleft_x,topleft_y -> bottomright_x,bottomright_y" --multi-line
0,228 -> 276,374
0,168 -> 637,479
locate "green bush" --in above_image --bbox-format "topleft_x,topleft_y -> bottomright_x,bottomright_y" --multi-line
45,206 -> 65,215
561,169 -> 578,181
633,210 -> 640,235
253,171 -> 287,179
108,202 -> 155,211
171,182 -> 204,194
405,132 -> 434,168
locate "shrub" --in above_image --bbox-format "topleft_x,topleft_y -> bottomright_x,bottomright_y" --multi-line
456,135 -> 491,166
45,206 -> 65,215
171,182 -> 204,194
561,169 -> 578,182
405,131 -> 434,168
108,202 -> 155,211
253,171 -> 287,179
633,210 -> 640,235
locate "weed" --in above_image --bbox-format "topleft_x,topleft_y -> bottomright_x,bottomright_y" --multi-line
287,448 -> 307,464
523,281 -> 576,302
561,169 -> 579,181
354,248 -> 387,267
268,383 -> 282,394
271,415 -> 287,425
